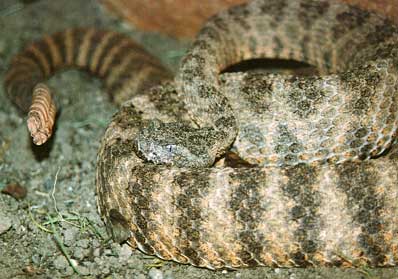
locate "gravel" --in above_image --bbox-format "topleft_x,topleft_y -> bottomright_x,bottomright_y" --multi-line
0,214 -> 12,235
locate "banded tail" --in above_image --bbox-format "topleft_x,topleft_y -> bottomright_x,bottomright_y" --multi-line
4,28 -> 172,145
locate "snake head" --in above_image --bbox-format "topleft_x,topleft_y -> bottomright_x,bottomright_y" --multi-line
134,119 -> 217,168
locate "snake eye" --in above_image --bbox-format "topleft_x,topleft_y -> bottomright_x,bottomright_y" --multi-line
167,144 -> 176,153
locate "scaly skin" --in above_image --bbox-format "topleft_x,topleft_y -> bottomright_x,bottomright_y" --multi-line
4,28 -> 172,144
98,0 -> 398,268
4,0 -> 398,269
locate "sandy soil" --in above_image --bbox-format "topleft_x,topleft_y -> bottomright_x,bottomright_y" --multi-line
0,0 -> 397,278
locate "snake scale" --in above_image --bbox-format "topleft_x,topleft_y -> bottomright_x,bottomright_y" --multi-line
4,0 -> 398,269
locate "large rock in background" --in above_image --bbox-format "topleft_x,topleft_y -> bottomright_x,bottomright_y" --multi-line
345,0 -> 396,23
99,0 -> 397,39
99,0 -> 246,38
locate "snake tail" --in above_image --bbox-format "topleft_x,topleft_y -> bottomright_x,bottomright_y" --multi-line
4,28 -> 171,144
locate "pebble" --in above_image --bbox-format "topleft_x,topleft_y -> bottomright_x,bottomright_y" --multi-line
164,270 -> 174,279
73,247 -> 85,260
63,227 -> 79,246
1,183 -> 27,200
53,255 -> 69,270
111,242 -> 122,255
119,244 -> 133,260
92,238 -> 100,246
0,214 -> 12,235
148,268 -> 163,279
78,265 -> 90,276
93,247 -> 101,257
43,177 -> 54,191
76,239 -> 89,249
104,248 -> 113,256
127,256 -> 144,270
101,266 -> 110,275
64,266 -> 74,276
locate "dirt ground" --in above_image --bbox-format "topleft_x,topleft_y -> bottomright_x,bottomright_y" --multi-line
0,0 -> 397,278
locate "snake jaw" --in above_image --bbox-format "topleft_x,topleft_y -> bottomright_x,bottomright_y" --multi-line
134,120 -> 217,167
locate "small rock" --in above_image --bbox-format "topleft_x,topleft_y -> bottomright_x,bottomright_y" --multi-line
64,266 -> 74,276
94,256 -> 104,265
148,268 -> 163,279
73,248 -> 85,260
108,256 -> 121,267
1,183 -> 27,200
93,247 -> 101,257
110,242 -> 122,255
43,177 -> 54,191
76,239 -> 89,249
164,270 -> 174,279
101,266 -> 110,275
78,265 -> 90,276
63,227 -> 79,246
88,261 -> 100,275
92,239 -> 100,248
53,255 -> 69,270
127,256 -> 144,270
0,214 -> 12,235
31,254 -> 41,265
119,244 -> 132,260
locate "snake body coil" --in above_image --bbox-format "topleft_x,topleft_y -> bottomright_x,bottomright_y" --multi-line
4,28 -> 171,144
5,0 -> 398,269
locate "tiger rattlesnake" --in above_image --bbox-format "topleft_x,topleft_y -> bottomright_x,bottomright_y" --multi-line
4,0 -> 398,269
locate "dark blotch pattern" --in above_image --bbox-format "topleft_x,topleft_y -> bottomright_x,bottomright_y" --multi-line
366,19 -> 398,46
128,166 -> 158,255
298,0 -> 330,28
260,0 -> 287,25
287,77 -> 327,118
282,163 -> 322,266
332,6 -> 370,40
241,73 -> 272,113
274,124 -> 305,165
227,5 -> 251,30
173,170 -> 212,266
229,169 -> 267,266
341,63 -> 381,116
336,163 -> 388,265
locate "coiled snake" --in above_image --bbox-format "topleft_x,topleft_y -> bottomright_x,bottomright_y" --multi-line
4,0 -> 398,269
